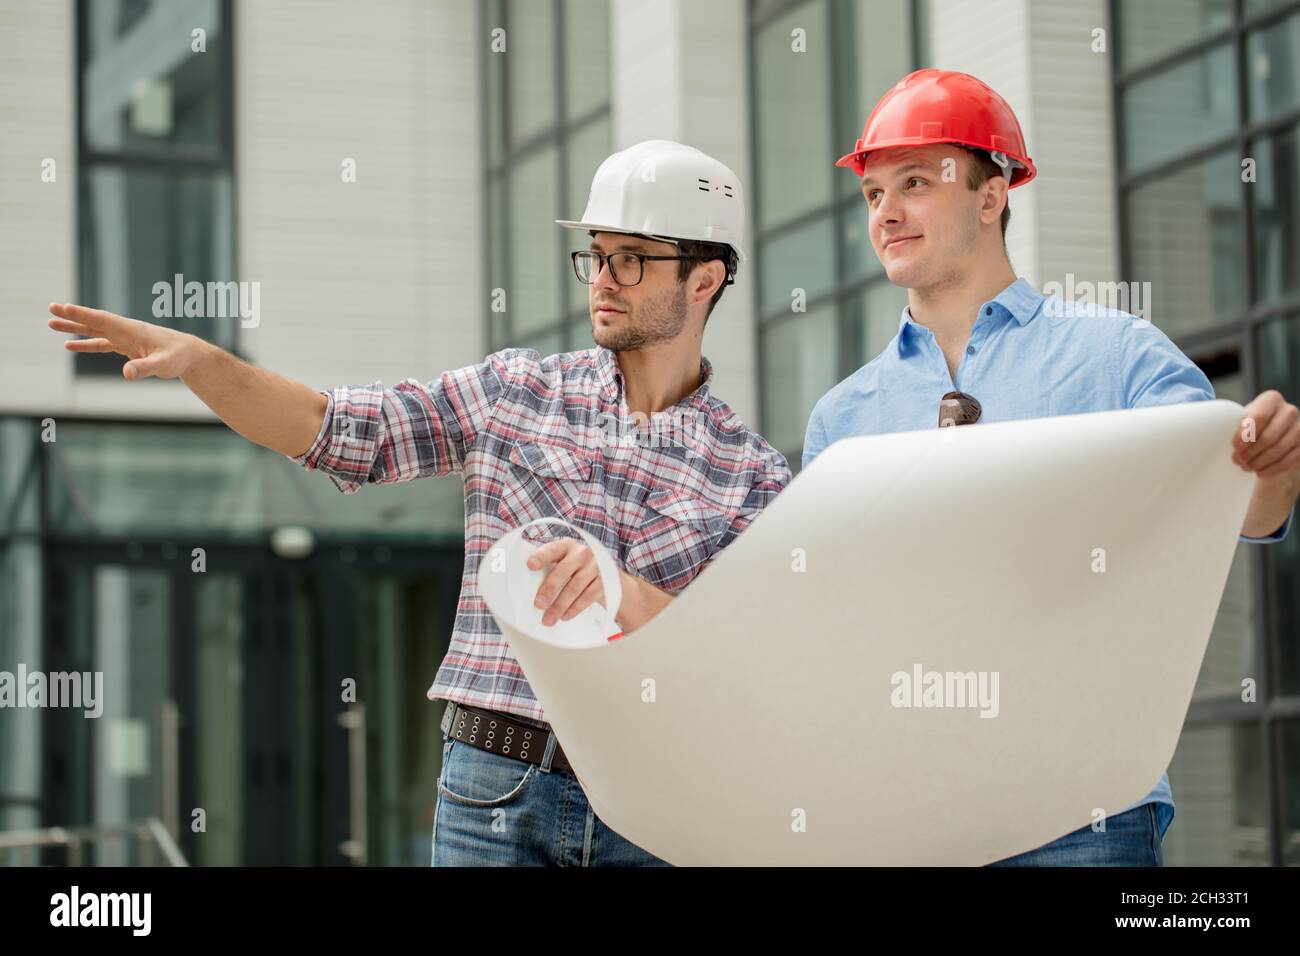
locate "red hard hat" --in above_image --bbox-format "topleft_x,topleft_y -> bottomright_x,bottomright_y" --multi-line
836,69 -> 1037,188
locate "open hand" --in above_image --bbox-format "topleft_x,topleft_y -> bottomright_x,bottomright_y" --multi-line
48,302 -> 200,380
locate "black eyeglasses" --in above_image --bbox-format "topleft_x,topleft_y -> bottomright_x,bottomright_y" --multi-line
938,390 -> 981,427
571,250 -> 707,287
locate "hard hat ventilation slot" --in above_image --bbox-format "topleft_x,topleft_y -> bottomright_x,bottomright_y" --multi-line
697,177 -> 736,198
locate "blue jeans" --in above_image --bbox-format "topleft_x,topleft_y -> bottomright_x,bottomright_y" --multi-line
431,732 -> 671,866
986,802 -> 1168,866
432,730 -> 1168,866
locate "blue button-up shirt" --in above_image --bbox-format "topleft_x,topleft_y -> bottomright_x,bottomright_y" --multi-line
803,276 -> 1294,834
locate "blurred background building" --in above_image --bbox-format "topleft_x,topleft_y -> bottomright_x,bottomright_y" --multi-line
0,0 -> 1297,865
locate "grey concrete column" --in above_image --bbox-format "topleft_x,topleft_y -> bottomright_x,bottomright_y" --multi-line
927,0 -> 1122,290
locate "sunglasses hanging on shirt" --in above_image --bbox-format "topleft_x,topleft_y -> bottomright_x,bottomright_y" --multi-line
938,391 -> 982,427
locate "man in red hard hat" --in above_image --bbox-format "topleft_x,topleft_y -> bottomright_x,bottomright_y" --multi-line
805,69 -> 1300,866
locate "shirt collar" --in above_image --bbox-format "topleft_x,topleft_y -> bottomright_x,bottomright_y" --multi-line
594,345 -> 715,412
896,276 -> 1046,353
595,345 -> 621,400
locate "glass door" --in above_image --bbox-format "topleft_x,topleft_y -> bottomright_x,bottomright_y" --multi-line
43,541 -> 459,865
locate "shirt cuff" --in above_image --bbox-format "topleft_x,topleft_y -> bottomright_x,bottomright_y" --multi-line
287,383 -> 386,493
1238,504 -> 1294,543
290,390 -> 335,467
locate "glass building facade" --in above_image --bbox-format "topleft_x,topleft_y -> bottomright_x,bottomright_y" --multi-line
76,0 -> 238,375
481,0 -> 613,354
749,0 -> 923,463
1113,0 -> 1300,864
1,0 -> 470,864
1,0 -> 1298,867
0,417 -> 468,865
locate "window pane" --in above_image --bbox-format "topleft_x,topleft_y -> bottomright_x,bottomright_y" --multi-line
836,0 -> 912,196
566,311 -> 592,351
194,572 -> 245,865
485,0 -> 506,168
1191,370 -> 1264,702
564,114 -> 611,228
0,538 -> 41,834
841,198 -> 885,286
78,166 -> 237,364
1258,313 -> 1300,697
487,177 -> 509,346
514,325 -> 567,358
1118,0 -> 1233,72
507,145 -> 563,335
1190,538 -> 1253,686
760,305 -> 839,461
1248,11 -> 1300,123
754,0 -> 833,228
1122,44 -> 1237,174
914,0 -> 930,64
1254,124 -> 1300,303
507,0 -> 557,145
83,0 -> 226,156
758,216 -> 836,314
853,279 -> 908,366
1164,722 -> 1268,865
44,422 -> 465,541
562,116 -> 609,327
89,566 -> 173,838
1201,373 -> 1262,663
1126,149 -> 1246,337
1247,0 -> 1296,17
564,0 -> 610,119
0,420 -> 40,536
1283,721 -> 1300,865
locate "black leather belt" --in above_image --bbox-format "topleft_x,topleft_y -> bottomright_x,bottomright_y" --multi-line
440,702 -> 574,774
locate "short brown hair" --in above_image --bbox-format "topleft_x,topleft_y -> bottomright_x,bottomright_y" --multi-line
675,238 -> 736,321
963,149 -> 1011,238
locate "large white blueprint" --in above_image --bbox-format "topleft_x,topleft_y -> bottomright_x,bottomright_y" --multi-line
477,400 -> 1256,865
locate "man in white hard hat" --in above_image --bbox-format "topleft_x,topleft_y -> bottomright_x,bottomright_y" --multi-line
46,139 -> 790,867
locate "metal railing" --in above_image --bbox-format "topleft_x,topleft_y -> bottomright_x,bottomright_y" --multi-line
0,817 -> 188,866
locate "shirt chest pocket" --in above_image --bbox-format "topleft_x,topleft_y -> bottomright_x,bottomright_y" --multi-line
496,440 -> 594,528
625,487 -> 733,590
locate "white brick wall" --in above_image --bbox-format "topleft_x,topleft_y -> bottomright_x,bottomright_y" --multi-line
0,0 -> 79,415
1025,0 -> 1121,288
0,0 -> 484,420
235,0 -> 483,395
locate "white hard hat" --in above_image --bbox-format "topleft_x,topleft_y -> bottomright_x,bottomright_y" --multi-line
556,139 -> 748,272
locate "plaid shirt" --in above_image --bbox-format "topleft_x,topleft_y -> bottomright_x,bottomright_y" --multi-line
292,346 -> 791,725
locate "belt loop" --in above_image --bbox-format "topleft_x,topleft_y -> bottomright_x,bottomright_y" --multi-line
539,731 -> 558,773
